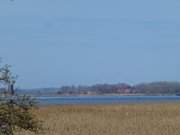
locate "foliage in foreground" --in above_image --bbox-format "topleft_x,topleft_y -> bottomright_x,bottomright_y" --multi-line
0,63 -> 41,135
0,95 -> 41,135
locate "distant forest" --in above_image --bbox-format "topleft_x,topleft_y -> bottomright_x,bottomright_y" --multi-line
3,81 -> 180,96
56,81 -> 180,95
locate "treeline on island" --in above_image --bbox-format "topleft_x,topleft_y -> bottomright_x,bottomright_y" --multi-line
15,81 -> 180,96
56,81 -> 180,96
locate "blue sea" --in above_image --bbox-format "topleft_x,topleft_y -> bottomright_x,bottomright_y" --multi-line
36,96 -> 180,105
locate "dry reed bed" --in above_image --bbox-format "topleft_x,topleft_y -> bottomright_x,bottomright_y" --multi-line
18,103 -> 180,135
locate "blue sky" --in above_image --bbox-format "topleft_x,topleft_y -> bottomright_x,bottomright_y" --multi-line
0,0 -> 180,88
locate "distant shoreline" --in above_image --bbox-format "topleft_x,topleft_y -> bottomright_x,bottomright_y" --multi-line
34,93 -> 178,97
16,81 -> 180,97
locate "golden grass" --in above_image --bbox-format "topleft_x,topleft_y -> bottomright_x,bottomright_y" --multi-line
17,103 -> 180,135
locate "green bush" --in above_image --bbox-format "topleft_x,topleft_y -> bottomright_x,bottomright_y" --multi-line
0,63 -> 42,135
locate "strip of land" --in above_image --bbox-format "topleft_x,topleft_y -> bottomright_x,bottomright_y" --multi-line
15,81 -> 180,96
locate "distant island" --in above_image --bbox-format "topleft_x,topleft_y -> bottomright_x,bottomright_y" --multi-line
9,81 -> 180,97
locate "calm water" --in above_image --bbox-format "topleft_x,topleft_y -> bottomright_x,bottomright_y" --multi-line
37,96 -> 180,105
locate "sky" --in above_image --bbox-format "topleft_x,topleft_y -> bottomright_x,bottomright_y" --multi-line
0,0 -> 180,88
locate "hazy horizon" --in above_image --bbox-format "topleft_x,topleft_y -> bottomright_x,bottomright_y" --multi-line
0,0 -> 180,88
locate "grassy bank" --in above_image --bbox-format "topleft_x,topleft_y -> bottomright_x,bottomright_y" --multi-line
18,103 -> 180,135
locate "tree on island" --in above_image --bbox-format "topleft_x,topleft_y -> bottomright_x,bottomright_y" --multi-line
0,62 -> 41,135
